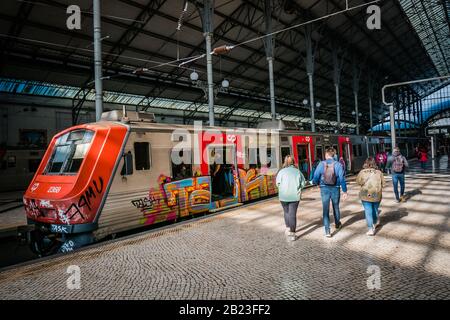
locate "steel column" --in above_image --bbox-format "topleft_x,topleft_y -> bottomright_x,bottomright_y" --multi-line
93,0 -> 103,121
389,103 -> 396,148
335,84 -> 341,130
268,58 -> 276,120
304,25 -> 316,132
201,0 -> 215,126
264,0 -> 276,121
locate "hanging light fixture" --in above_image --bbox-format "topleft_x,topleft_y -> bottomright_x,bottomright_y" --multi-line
221,79 -> 229,88
190,71 -> 199,81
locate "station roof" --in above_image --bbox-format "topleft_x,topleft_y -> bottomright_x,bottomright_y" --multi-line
372,84 -> 450,131
0,0 -> 448,130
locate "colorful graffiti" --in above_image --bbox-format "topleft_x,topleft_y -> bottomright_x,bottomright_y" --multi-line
132,167 -> 278,226
133,175 -> 211,226
238,168 -> 277,202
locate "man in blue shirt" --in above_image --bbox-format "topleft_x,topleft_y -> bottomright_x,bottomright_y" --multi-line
313,147 -> 348,237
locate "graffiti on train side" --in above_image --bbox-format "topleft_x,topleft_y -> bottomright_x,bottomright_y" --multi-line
62,176 -> 104,221
131,196 -> 157,210
24,176 -> 105,224
238,168 -> 277,202
133,175 -> 211,226
133,169 -> 277,226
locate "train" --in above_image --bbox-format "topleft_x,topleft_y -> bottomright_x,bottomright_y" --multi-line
22,110 -> 425,255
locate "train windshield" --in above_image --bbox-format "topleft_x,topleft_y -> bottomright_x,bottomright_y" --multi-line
44,129 -> 95,175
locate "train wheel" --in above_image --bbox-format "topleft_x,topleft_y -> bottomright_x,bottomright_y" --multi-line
29,230 -> 59,257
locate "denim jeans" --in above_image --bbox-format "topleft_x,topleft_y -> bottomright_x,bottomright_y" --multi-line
320,186 -> 341,234
392,173 -> 405,201
281,201 -> 299,233
361,201 -> 380,229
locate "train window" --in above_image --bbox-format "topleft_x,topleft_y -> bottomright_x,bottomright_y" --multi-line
248,148 -> 259,168
45,129 -> 94,175
134,142 -> 151,170
352,144 -> 363,157
281,147 -> 291,163
315,146 -> 323,161
171,150 -> 192,181
47,145 -> 70,173
67,143 -> 90,173
247,147 -> 273,170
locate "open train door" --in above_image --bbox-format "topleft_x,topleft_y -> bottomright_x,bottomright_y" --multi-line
199,131 -> 242,211
292,136 -> 314,179
338,136 -> 352,172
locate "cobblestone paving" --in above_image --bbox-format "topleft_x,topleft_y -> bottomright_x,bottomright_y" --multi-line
0,160 -> 449,299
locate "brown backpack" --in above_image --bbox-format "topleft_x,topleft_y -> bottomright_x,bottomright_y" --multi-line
323,161 -> 337,185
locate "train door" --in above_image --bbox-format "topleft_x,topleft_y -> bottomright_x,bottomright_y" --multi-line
338,137 -> 352,172
315,145 -> 324,161
292,136 -> 313,179
207,144 -> 237,202
296,144 -> 309,178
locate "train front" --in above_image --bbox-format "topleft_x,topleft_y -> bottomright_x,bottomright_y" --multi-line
23,122 -> 128,255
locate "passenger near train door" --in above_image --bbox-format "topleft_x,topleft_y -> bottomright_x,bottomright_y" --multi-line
292,136 -> 314,179
207,143 -> 237,202
199,131 -> 241,208
338,136 -> 352,172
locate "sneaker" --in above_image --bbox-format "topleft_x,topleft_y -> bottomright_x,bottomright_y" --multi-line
325,231 -> 332,238
335,222 -> 342,230
366,228 -> 375,236
288,232 -> 296,241
285,228 -> 290,235
400,195 -> 406,202
395,199 -> 401,203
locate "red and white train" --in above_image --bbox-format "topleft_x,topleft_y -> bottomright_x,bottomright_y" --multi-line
22,111 -> 422,254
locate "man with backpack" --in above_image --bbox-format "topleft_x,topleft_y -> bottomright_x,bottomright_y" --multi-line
312,147 -> 348,238
387,147 -> 409,203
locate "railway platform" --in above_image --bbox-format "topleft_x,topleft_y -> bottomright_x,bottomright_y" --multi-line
0,191 -> 26,238
0,157 -> 449,299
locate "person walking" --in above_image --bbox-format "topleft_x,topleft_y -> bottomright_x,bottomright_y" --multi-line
339,156 -> 347,176
276,155 -> 306,241
387,147 -> 409,203
309,158 -> 321,184
375,151 -> 387,173
312,147 -> 348,238
418,148 -> 428,170
356,157 -> 386,236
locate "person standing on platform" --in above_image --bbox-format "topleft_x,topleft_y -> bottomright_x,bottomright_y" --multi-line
387,147 -> 409,203
418,148 -> 428,170
376,151 -> 387,173
339,156 -> 347,176
276,155 -> 306,241
356,157 -> 386,236
309,158 -> 321,184
312,147 -> 348,238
